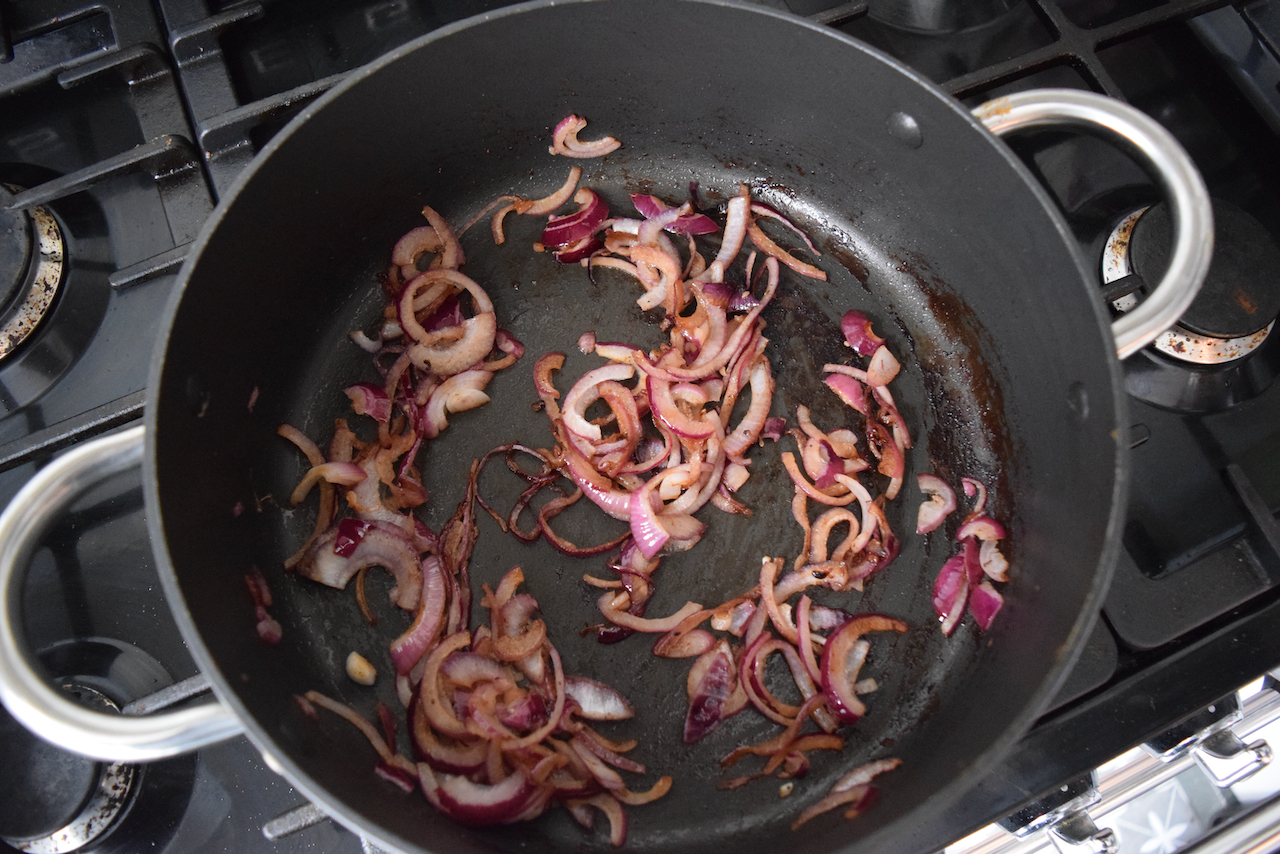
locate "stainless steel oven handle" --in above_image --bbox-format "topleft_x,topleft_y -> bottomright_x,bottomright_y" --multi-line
0,424 -> 244,762
973,88 -> 1214,360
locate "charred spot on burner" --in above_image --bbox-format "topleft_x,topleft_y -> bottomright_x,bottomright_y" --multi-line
0,185 -> 65,362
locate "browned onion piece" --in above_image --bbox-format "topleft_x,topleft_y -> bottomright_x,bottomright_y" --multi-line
514,166 -> 582,215
746,219 -> 827,280
820,615 -> 907,726
296,523 -> 423,611
549,116 -> 621,160
790,758 -> 901,830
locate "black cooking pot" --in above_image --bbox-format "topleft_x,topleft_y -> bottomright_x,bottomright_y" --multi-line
0,1 -> 1211,853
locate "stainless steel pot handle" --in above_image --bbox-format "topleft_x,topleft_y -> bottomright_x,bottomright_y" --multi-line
973,88 -> 1213,360
0,424 -> 244,761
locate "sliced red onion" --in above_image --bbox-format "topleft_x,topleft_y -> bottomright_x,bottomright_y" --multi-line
824,372 -> 868,415
820,614 -> 908,725
636,258 -> 778,383
630,194 -> 665,219
408,311 -> 497,377
916,474 -> 957,535
866,421 -> 904,481
700,189 -> 750,283
980,538 -> 1010,582
562,363 -> 636,443
969,581 -> 1004,630
568,736 -> 624,791
418,764 -> 540,826
350,330 -> 381,353
803,438 -> 842,490
566,794 -> 627,846
722,462 -> 750,493
389,555 -> 448,674
723,362 -> 775,458
344,382 -> 392,423
593,341 -> 636,363
439,651 -> 510,688
841,310 -> 885,357
932,552 -> 969,637
410,701 -> 486,774
647,376 -> 715,440
865,345 -> 901,387
298,523 -> 423,612
542,188 -> 609,247
636,206 -> 685,248
559,439 -> 632,521
497,690 -> 547,731
549,115 -> 621,159
532,351 -> 564,419
577,331 -> 596,354
963,477 -> 988,516
422,370 -> 493,438
683,641 -> 737,744
790,759 -> 900,830
746,220 -> 827,280
749,202 -> 821,254
288,461 -> 366,506
565,676 -> 635,721
956,515 -> 1008,542
375,760 -> 418,792
333,518 -> 373,557
727,291 -> 760,313
495,328 -> 523,358
652,609 -> 714,659
598,593 -> 702,634
628,474 -> 706,559
809,604 -> 852,633
739,635 -> 801,725
513,166 -> 582,215
419,205 -> 464,270
628,478 -> 668,559
762,417 -> 786,442
581,737 -> 647,782
873,385 -> 913,450
630,194 -> 717,235
782,453 -> 859,507
391,224 -> 443,269
555,235 -> 603,265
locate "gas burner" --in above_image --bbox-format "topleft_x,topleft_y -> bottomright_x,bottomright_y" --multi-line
0,184 -> 64,362
866,0 -> 1018,32
1101,199 -> 1280,412
0,639 -> 197,854
0,684 -> 136,854
1103,201 -> 1280,365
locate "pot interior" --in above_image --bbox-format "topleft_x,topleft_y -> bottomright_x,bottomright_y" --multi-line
148,2 -> 1124,852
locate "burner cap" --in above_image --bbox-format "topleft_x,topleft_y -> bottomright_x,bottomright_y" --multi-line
0,185 -> 33,311
0,684 -> 135,852
0,708 -> 100,841
1131,200 -> 1280,340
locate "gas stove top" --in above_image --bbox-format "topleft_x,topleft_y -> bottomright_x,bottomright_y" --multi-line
1,1 -> 1278,853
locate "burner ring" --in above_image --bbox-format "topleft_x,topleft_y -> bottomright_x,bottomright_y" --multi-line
2,685 -> 135,854
1102,207 -> 1273,365
0,186 -> 65,360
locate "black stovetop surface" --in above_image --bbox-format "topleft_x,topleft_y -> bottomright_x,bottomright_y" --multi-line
1,1 -> 1279,852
